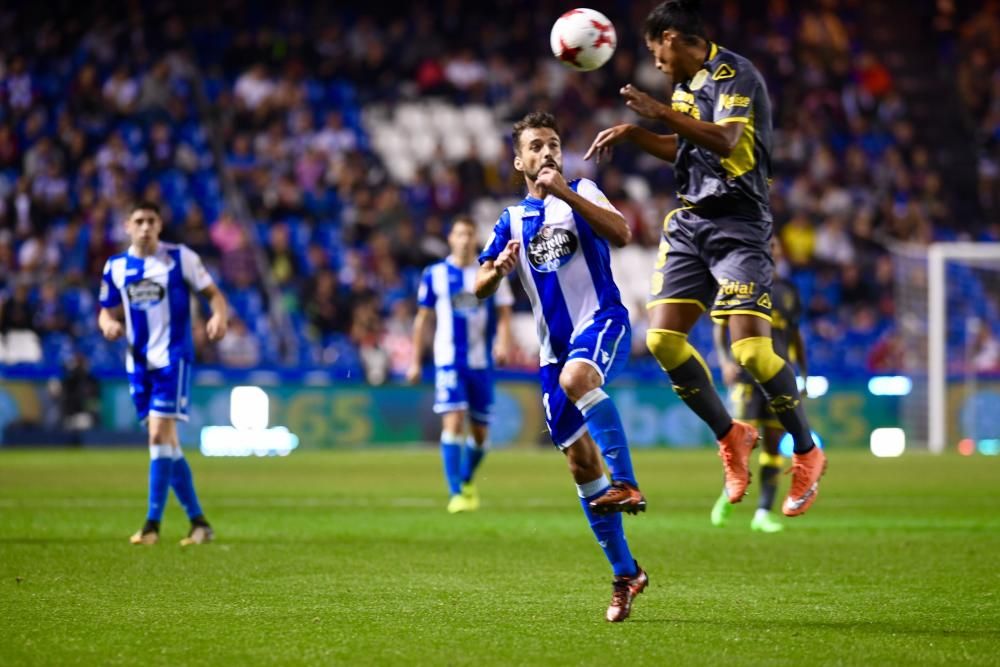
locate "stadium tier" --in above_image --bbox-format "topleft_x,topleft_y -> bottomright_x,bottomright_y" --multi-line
0,2 -> 997,385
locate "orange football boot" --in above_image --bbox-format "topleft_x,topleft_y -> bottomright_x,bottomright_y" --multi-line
718,421 -> 759,503
783,446 -> 827,517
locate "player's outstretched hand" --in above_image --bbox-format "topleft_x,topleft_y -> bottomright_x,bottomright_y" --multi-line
621,84 -> 664,119
493,339 -> 510,367
206,313 -> 228,342
584,124 -> 634,162
535,166 -> 568,198
405,363 -> 422,385
495,241 -> 520,276
100,319 -> 124,341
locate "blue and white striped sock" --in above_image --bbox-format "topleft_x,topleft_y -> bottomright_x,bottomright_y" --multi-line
577,476 -> 636,577
147,445 -> 175,522
170,447 -> 204,521
575,388 -> 638,488
461,436 -> 487,484
440,432 -> 463,496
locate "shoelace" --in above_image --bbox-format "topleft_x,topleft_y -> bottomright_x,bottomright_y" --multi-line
610,580 -> 631,607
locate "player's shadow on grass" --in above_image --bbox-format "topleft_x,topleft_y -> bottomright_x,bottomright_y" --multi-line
0,537 -> 135,545
628,617 -> 1000,638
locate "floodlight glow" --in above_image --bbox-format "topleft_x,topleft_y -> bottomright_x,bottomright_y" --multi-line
958,438 -> 975,456
869,428 -> 905,457
230,386 -> 269,430
795,376 -> 829,397
978,439 -> 1000,456
778,431 -> 824,458
200,426 -> 299,457
867,376 -> 913,396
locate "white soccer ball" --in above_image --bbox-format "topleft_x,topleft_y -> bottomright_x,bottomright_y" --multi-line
550,8 -> 617,72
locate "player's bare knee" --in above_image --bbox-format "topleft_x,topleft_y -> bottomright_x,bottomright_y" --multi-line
559,362 -> 601,402
469,423 -> 489,447
441,411 -> 466,435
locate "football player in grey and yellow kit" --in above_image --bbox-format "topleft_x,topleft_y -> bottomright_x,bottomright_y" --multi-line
711,240 -> 808,532
586,0 -> 825,516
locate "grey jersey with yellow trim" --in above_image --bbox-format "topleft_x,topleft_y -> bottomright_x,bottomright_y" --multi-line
670,43 -> 773,222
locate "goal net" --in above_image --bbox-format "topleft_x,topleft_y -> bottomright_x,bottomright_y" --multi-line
893,242 -> 1000,453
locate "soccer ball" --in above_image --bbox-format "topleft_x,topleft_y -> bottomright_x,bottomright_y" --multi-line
550,8 -> 617,72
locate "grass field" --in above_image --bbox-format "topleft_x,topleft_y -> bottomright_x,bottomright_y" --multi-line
1,448 -> 999,666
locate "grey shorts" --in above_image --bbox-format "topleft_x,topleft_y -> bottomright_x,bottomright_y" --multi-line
647,206 -> 774,323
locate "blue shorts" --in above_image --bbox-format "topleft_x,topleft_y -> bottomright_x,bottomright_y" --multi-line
540,315 -> 631,450
128,360 -> 192,424
433,366 -> 494,424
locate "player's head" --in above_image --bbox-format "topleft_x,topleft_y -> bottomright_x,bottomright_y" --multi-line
447,215 -> 478,262
125,200 -> 163,250
644,0 -> 707,81
512,111 -> 562,186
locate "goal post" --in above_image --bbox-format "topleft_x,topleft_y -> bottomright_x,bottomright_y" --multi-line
896,242 -> 1000,453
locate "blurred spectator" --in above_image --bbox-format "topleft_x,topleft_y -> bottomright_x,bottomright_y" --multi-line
217,317 -> 262,368
59,353 -> 100,431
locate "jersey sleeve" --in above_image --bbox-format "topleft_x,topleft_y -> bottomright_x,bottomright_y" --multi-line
574,178 -> 623,215
712,61 -> 758,125
494,276 -> 515,307
99,260 -> 121,309
180,245 -> 215,292
416,267 -> 436,308
478,209 -> 512,264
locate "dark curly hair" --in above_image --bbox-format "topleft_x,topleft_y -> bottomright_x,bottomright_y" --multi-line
511,111 -> 560,154
644,0 -> 706,43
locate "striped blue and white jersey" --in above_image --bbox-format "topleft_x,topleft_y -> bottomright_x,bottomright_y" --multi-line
417,257 -> 514,369
479,178 -> 627,367
100,242 -> 214,373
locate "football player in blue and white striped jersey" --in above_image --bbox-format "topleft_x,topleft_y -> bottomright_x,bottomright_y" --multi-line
99,201 -> 230,547
407,215 -> 513,513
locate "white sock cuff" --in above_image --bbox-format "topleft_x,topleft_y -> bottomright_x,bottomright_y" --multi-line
149,444 -> 174,460
171,446 -> 185,461
574,388 -> 609,416
441,432 -> 464,445
576,475 -> 610,499
467,437 -> 489,450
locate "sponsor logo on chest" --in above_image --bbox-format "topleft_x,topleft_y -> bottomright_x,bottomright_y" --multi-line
126,279 -> 166,310
528,225 -> 578,273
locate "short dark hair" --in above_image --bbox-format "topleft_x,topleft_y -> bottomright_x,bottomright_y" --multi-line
450,214 -> 476,231
644,0 -> 705,43
512,111 -> 560,154
130,200 -> 162,217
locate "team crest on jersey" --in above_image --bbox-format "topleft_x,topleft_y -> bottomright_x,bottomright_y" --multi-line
528,226 -> 578,272
451,291 -> 481,312
126,279 -> 166,310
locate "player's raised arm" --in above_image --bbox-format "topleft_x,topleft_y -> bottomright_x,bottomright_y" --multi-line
536,171 -> 632,247
584,124 -> 679,164
619,84 -> 742,158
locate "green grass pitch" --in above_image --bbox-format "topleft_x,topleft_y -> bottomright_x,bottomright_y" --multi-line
1,448 -> 999,666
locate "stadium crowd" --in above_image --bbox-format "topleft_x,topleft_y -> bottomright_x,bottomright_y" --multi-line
0,0 -> 996,381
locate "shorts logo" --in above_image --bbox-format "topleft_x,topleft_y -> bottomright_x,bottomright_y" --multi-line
125,279 -> 166,310
528,226 -> 578,273
713,63 -> 735,80
718,278 -> 756,297
757,293 -> 772,309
